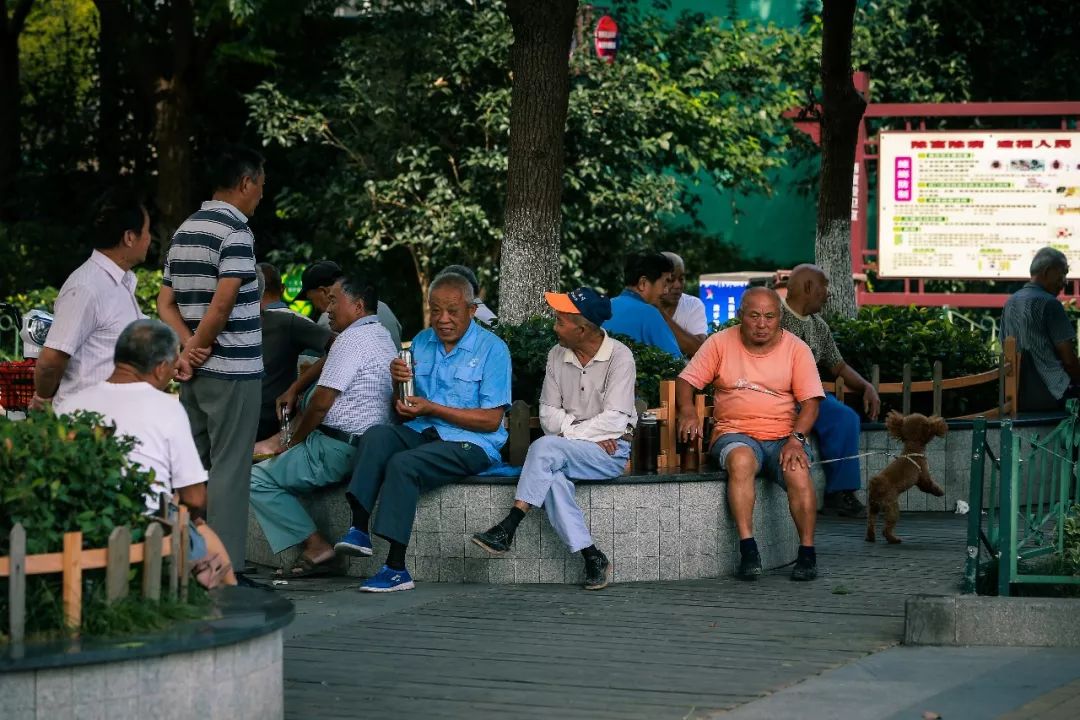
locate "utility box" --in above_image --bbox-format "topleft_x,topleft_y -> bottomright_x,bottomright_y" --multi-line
699,271 -> 775,330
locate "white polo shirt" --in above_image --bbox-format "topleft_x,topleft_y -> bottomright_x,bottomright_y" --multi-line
538,333 -> 638,442
673,293 -> 708,336
58,382 -> 207,513
44,251 -> 144,407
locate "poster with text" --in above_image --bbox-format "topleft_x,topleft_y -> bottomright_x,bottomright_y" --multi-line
878,130 -> 1080,279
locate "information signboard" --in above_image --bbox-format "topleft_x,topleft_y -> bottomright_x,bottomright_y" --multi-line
878,130 -> 1080,279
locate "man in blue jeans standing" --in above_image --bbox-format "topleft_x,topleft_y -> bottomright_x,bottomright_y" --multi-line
334,272 -> 512,592
780,264 -> 880,518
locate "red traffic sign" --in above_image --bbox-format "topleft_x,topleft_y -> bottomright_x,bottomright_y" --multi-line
594,15 -> 619,63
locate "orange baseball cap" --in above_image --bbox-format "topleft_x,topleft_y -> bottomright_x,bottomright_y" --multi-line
544,288 -> 612,326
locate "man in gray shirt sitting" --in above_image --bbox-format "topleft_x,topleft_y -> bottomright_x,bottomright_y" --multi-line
471,288 -> 637,590
249,271 -> 397,578
1002,247 -> 1080,411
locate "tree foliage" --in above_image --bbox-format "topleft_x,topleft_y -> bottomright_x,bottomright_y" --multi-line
247,0 -> 809,309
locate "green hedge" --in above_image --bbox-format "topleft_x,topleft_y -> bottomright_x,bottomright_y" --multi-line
829,305 -> 997,382
0,410 -> 203,641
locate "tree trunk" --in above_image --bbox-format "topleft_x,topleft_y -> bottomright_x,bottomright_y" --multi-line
95,0 -> 122,182
498,0 -> 577,325
153,77 -> 194,242
0,33 -> 19,214
816,0 -> 866,319
0,0 -> 34,217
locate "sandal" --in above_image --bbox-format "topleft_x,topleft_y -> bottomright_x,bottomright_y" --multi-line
273,554 -> 337,579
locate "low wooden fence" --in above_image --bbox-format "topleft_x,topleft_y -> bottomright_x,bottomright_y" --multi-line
1,505 -> 189,643
824,337 -> 1018,419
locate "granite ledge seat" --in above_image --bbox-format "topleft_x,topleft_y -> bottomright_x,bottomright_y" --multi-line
246,469 -> 814,585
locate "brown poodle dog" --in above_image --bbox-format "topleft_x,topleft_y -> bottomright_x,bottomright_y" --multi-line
865,411 -> 948,544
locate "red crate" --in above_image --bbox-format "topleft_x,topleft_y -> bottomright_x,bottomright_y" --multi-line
0,359 -> 35,412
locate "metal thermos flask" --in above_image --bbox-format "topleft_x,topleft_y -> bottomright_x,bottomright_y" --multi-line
397,349 -> 415,403
636,411 -> 660,474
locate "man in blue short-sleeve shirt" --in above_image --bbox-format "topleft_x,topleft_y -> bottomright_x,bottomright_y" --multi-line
602,251 -> 683,359
333,272 -> 512,592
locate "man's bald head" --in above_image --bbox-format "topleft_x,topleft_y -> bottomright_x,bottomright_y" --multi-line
739,286 -> 781,312
738,287 -> 783,348
786,263 -> 830,315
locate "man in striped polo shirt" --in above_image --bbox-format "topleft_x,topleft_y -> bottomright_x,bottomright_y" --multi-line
157,144 -> 266,567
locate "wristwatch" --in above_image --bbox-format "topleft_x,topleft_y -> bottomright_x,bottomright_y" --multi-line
791,431 -> 808,444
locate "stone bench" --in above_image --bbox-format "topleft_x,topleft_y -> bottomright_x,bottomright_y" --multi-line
246,470 -> 810,585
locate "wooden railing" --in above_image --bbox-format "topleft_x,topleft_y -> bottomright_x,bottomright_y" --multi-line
823,336 -> 1019,419
501,337 -> 1020,468
1,505 -> 189,643
505,379 -> 701,472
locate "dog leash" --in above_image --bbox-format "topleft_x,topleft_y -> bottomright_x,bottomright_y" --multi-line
809,450 -> 924,468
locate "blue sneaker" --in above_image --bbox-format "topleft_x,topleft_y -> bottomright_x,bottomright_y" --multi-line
359,565 -> 415,593
334,527 -> 373,557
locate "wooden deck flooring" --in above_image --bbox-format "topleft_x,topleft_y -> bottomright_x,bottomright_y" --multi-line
282,513 -> 967,719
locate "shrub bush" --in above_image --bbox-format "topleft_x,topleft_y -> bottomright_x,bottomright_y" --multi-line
493,317 -> 685,408
0,410 -> 155,555
3,268 -> 163,319
829,305 -> 998,417
0,410 -> 206,641
829,305 -> 997,382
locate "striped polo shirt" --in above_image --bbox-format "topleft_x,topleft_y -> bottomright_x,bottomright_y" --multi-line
163,200 -> 263,380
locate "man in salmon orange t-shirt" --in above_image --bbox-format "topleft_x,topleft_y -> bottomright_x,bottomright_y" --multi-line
675,287 -> 824,582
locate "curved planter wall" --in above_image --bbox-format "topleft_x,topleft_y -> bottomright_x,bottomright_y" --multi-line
0,586 -> 292,720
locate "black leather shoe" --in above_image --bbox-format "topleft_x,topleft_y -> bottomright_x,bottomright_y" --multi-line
471,525 -> 513,555
736,549 -> 763,580
822,490 -> 867,518
790,554 -> 818,581
584,551 -> 611,590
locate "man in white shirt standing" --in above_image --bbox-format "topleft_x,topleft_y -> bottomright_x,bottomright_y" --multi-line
59,319 -> 236,588
32,189 -> 154,410
471,288 -> 637,591
659,251 -> 708,357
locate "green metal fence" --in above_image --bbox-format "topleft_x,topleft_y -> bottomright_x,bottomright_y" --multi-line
964,403 -> 1080,595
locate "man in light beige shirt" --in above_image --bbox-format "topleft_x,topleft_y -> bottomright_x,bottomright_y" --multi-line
471,288 -> 636,591
33,188 -> 152,409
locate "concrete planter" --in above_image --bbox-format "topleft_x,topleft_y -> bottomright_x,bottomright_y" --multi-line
0,586 -> 293,720
248,475 -> 803,584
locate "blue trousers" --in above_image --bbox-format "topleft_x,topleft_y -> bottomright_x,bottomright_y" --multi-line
514,435 -> 630,553
813,393 -> 861,493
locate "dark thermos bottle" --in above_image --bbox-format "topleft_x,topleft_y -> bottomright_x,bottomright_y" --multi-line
636,411 -> 660,473
680,435 -> 700,472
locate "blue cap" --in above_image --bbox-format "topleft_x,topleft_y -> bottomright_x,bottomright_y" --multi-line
545,287 -> 612,327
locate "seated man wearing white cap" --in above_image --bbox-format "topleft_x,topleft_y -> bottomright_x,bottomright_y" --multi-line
471,288 -> 637,590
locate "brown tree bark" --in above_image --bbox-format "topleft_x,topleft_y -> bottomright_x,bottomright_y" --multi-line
498,0 -> 577,325
816,0 -> 866,318
91,0 -> 229,244
95,0 -> 122,182
0,0 -> 34,216
154,76 -> 193,241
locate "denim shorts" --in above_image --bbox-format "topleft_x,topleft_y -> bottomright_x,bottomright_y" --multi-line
709,433 -> 812,488
187,519 -> 208,562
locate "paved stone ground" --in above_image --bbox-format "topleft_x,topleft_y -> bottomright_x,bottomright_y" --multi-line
275,513 -> 996,719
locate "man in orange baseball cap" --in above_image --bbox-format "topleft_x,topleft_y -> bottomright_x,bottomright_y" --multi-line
471,287 -> 636,590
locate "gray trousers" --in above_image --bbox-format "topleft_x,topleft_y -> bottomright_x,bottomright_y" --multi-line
180,375 -> 261,565
348,424 -> 491,546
